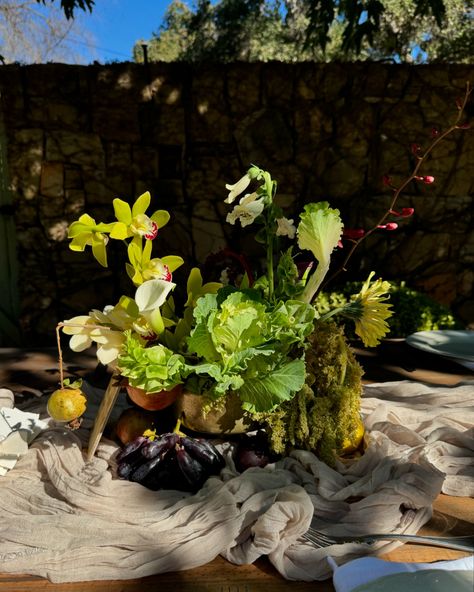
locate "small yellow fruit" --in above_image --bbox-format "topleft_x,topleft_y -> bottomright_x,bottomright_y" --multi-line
339,416 -> 365,455
47,388 -> 87,422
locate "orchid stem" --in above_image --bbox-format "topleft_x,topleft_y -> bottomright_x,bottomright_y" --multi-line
267,232 -> 274,301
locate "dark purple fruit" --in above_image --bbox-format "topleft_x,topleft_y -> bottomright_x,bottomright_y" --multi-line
182,437 -> 224,469
130,452 -> 167,483
141,433 -> 179,459
117,462 -> 135,479
116,435 -> 148,463
195,438 -> 226,469
176,446 -> 208,489
234,431 -> 272,472
116,433 -> 226,492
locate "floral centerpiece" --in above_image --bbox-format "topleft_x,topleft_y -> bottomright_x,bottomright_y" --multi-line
52,83 -> 471,468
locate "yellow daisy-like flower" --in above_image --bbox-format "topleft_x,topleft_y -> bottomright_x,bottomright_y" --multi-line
349,272 -> 393,347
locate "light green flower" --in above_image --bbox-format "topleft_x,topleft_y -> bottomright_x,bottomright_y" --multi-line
185,268 -> 222,308
109,191 -> 170,241
61,278 -> 179,365
134,278 -> 176,335
276,217 -> 296,239
126,239 -> 184,286
61,315 -> 126,367
68,214 -> 114,267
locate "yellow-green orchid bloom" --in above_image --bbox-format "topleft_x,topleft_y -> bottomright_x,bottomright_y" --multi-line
109,191 -> 170,241
185,268 -> 222,308
68,214 -> 114,267
126,239 -> 184,286
91,296 -> 139,330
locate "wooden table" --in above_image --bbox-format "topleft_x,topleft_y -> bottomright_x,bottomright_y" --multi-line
0,341 -> 473,592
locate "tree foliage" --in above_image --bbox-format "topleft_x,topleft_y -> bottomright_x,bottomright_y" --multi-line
1,0 -> 94,63
36,0 -> 94,20
137,0 -> 473,63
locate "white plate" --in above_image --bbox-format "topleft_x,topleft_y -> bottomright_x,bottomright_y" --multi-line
406,330 -> 474,363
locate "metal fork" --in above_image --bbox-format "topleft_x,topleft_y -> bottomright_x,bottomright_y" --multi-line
302,526 -> 474,552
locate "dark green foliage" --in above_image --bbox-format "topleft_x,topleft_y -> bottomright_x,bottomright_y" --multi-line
382,283 -> 462,337
138,0 -> 472,63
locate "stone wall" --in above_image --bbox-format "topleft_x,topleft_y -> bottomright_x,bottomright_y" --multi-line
0,62 -> 473,345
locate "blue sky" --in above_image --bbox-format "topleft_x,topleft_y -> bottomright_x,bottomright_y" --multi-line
74,0 -> 171,63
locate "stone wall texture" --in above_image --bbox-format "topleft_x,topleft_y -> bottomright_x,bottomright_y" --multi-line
0,62 -> 473,345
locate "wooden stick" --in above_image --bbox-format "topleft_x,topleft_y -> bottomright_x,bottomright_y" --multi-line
87,373 -> 122,460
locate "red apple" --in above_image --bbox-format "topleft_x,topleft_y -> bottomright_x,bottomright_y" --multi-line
115,407 -> 159,445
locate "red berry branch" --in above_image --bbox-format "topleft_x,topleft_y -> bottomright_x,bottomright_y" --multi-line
323,81 -> 472,290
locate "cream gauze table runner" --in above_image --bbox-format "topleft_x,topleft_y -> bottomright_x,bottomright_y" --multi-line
0,380 -> 472,583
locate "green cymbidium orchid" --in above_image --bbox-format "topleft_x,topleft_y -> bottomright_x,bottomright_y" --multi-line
63,191 -> 182,369
68,214 -> 114,267
110,191 -> 170,242
185,268 -> 222,308
126,239 -> 184,286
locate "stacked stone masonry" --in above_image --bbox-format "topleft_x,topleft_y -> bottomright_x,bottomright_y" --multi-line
0,62 -> 473,344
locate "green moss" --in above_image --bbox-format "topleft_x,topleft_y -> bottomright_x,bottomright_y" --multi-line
254,321 -> 364,465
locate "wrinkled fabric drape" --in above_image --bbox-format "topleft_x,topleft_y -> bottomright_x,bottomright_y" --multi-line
0,380 -> 472,583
